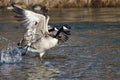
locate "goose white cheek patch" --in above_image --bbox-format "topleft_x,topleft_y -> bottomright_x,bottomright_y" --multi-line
63,26 -> 68,30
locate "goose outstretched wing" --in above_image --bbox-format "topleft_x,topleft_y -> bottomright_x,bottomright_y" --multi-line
12,4 -> 49,41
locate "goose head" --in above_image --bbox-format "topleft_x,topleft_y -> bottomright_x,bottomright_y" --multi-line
49,27 -> 58,32
62,24 -> 71,35
54,24 -> 71,38
51,25 -> 71,44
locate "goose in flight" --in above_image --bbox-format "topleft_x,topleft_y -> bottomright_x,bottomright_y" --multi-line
12,4 -> 71,60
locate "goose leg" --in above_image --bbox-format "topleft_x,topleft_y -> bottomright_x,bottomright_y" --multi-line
39,52 -> 45,61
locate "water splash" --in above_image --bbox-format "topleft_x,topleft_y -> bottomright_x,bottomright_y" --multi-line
0,45 -> 23,64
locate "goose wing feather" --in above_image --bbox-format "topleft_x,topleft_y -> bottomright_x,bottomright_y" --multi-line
12,4 -> 49,38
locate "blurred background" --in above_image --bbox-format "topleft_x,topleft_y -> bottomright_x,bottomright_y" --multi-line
0,0 -> 120,8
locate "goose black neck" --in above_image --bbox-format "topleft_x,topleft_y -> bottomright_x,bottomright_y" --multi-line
54,27 -> 63,38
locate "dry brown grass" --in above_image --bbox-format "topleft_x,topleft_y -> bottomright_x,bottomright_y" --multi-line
0,0 -> 120,8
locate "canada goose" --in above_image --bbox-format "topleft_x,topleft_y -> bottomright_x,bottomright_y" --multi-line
12,4 -> 71,60
27,25 -> 71,60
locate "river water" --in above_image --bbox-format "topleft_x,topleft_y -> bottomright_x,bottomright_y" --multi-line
0,8 -> 120,80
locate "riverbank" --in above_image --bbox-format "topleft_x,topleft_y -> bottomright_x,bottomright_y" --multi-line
0,0 -> 120,9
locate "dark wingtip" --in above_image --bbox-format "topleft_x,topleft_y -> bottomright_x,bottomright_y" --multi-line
11,3 -> 24,15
